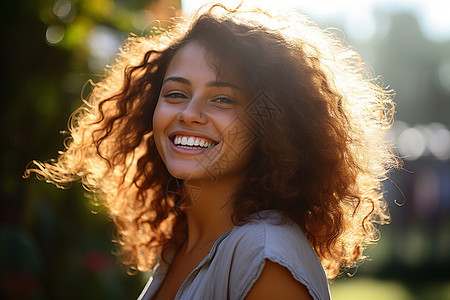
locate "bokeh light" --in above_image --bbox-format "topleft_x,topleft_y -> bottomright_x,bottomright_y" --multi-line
53,0 -> 76,22
45,25 -> 65,45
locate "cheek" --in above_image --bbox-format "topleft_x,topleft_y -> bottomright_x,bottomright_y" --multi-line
221,112 -> 257,153
153,100 -> 176,131
210,115 -> 258,174
152,104 -> 162,135
225,113 -> 258,166
152,101 -> 171,151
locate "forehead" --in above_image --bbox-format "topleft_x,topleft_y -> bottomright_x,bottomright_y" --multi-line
164,42 -> 211,78
164,42 -> 243,85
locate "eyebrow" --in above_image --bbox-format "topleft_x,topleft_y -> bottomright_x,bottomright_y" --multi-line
163,76 -> 241,90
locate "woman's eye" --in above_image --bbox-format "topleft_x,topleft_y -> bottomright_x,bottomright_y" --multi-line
213,97 -> 235,105
165,92 -> 186,99
163,92 -> 188,103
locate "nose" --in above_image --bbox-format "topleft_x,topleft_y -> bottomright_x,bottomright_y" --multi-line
177,96 -> 207,125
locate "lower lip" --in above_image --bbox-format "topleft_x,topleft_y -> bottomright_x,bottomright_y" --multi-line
169,138 -> 215,155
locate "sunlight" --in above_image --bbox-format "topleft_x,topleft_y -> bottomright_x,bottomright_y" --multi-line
182,0 -> 450,41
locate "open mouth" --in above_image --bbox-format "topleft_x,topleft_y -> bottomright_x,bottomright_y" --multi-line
170,134 -> 218,150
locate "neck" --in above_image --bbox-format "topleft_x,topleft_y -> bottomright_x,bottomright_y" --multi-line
181,172 -> 245,253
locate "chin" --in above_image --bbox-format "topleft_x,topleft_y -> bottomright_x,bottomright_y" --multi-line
166,164 -> 208,182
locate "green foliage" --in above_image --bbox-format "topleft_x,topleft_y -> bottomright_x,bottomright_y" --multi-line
0,0 -> 155,299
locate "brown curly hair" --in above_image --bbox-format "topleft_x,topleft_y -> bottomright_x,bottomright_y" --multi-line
25,3 -> 398,279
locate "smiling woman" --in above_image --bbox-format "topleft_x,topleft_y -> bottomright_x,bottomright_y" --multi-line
153,42 -> 255,183
25,2 -> 398,300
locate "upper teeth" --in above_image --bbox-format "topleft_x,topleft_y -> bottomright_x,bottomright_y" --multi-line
174,135 -> 215,148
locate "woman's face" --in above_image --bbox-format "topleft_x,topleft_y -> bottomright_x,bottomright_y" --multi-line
153,42 -> 256,182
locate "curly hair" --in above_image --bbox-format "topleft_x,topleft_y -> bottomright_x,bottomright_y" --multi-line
25,3 -> 397,279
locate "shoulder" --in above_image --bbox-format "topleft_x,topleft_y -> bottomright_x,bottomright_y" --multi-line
219,210 -> 330,300
245,260 -> 313,300
227,210 -> 316,262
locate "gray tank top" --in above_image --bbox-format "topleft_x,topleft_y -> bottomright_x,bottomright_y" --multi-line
138,210 -> 331,300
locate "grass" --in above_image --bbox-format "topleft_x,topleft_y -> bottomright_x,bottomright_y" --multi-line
330,277 -> 450,300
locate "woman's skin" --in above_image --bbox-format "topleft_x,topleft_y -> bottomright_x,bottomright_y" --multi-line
152,42 -> 312,300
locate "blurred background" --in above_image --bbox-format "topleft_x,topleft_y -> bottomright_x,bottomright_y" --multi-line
1,0 -> 449,299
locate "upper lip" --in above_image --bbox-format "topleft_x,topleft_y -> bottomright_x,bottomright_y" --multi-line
168,130 -> 220,144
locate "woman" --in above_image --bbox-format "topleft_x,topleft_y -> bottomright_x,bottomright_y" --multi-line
25,3 -> 397,299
